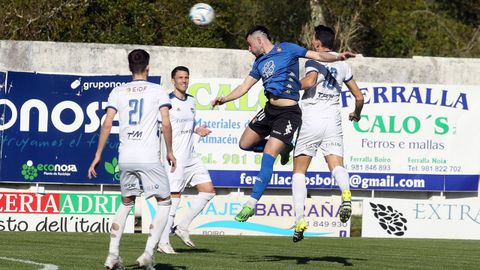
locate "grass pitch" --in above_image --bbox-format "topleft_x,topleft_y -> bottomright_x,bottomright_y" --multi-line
0,231 -> 479,270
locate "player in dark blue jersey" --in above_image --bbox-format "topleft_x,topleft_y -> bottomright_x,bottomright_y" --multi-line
211,25 -> 355,222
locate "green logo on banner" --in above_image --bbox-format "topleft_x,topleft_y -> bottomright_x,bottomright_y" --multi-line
21,160 -> 38,181
104,157 -> 120,181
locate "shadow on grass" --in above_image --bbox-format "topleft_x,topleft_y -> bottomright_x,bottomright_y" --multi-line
127,263 -> 187,270
249,255 -> 367,266
171,248 -> 214,254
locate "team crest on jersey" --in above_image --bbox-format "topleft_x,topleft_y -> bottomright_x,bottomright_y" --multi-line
190,107 -> 195,113
276,47 -> 282,52
262,60 -> 275,79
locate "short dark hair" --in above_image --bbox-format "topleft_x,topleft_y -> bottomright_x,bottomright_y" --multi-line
246,25 -> 271,41
128,49 -> 150,74
171,66 -> 190,78
314,25 -> 335,50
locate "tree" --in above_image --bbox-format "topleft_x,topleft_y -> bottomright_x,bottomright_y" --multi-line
0,0 -> 478,57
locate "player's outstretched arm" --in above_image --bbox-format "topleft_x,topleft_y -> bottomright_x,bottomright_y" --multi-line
305,50 -> 356,62
300,70 -> 319,90
211,75 -> 258,107
160,106 -> 177,172
345,79 -> 364,122
88,108 -> 116,179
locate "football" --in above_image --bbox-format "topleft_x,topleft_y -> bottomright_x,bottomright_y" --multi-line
189,3 -> 215,26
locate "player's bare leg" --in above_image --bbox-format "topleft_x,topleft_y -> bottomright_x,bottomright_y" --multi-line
239,126 -> 264,151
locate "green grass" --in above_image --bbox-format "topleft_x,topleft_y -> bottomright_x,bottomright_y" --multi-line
350,215 -> 362,237
0,231 -> 479,269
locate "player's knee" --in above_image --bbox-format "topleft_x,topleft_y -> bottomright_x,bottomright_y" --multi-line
122,196 -> 136,206
170,192 -> 181,198
157,199 -> 172,206
155,195 -> 172,205
122,201 -> 135,207
198,191 -> 215,201
239,142 -> 252,151
201,188 -> 215,194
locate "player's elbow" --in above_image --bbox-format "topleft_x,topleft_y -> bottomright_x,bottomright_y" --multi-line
356,95 -> 364,103
302,80 -> 315,90
162,122 -> 172,131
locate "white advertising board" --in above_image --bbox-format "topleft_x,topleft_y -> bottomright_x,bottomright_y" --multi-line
362,198 -> 480,239
141,195 -> 350,237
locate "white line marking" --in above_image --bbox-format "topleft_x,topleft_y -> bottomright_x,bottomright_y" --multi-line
0,256 -> 59,270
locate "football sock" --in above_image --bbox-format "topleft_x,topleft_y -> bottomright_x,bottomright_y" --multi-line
292,173 -> 307,223
250,153 -> 275,200
159,197 -> 180,245
144,199 -> 171,255
108,201 -> 134,256
178,192 -> 214,230
332,166 -> 350,192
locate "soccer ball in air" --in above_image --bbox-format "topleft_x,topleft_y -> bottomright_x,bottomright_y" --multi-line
189,3 -> 215,26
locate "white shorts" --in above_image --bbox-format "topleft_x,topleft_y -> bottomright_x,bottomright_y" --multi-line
294,115 -> 344,158
119,163 -> 170,199
165,156 -> 211,193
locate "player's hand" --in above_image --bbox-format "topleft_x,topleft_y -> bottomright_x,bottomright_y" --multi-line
338,51 -> 356,60
195,124 -> 212,137
167,152 -> 177,173
87,156 -> 101,179
211,96 -> 226,108
349,112 -> 361,122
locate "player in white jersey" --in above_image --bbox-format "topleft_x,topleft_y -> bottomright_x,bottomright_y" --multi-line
157,66 -> 215,254
87,49 -> 176,269
291,25 -> 364,242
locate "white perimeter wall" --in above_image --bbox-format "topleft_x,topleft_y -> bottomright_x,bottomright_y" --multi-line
1,40 -> 479,215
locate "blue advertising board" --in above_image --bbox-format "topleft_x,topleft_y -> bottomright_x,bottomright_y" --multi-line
0,71 -> 160,184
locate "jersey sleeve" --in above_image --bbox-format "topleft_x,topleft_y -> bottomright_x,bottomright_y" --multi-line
248,60 -> 261,80
344,63 -> 353,82
285,42 -> 307,58
105,88 -> 119,111
157,86 -> 172,109
305,59 -> 323,75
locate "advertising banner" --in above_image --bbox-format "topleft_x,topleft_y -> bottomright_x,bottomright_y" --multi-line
362,198 -> 480,239
189,79 -> 479,191
1,73 -> 478,191
0,71 -> 160,184
141,195 -> 350,237
0,192 -> 134,233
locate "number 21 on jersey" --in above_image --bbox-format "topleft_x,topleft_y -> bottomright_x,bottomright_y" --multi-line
128,98 -> 144,125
